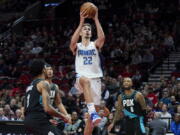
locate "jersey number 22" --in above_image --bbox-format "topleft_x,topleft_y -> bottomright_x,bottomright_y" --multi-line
83,57 -> 92,65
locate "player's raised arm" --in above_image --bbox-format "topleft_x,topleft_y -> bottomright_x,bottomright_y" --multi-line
93,8 -> 105,49
70,10 -> 88,54
38,81 -> 68,122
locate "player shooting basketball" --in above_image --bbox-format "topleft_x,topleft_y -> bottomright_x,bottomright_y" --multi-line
70,2 -> 105,135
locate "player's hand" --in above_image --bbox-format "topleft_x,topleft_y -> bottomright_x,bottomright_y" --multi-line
80,9 -> 88,23
108,123 -> 114,132
49,119 -> 58,126
65,114 -> 72,124
93,7 -> 98,21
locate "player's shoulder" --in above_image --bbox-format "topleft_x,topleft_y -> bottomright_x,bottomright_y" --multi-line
53,84 -> 59,89
135,91 -> 143,96
118,94 -> 123,100
38,80 -> 50,87
135,91 -> 144,99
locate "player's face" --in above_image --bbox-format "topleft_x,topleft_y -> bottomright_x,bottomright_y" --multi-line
45,67 -> 53,78
80,25 -> 92,39
123,77 -> 133,90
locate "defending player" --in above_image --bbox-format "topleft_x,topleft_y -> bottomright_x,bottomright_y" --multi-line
108,77 -> 147,135
24,59 -> 69,135
70,6 -> 105,135
44,64 -> 71,125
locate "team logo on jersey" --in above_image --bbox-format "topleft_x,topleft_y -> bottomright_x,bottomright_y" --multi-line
78,49 -> 96,56
123,99 -> 134,107
49,90 -> 55,105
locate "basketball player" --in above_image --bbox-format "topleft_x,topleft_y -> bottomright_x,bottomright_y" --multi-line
70,7 -> 105,134
44,64 -> 71,125
24,59 -> 69,135
108,77 -> 147,135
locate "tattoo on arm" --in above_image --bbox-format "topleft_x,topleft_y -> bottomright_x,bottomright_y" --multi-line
137,92 -> 147,110
43,81 -> 51,93
42,81 -> 51,104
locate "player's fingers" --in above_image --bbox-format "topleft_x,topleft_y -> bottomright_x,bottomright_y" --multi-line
83,14 -> 89,18
80,9 -> 88,16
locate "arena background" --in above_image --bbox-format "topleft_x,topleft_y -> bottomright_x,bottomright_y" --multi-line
0,0 -> 179,134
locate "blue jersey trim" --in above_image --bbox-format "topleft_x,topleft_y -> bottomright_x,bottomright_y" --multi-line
39,96 -> 42,105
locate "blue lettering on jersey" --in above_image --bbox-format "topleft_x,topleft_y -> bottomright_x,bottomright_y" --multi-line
78,49 -> 96,56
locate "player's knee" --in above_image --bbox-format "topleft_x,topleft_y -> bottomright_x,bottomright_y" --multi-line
79,77 -> 90,87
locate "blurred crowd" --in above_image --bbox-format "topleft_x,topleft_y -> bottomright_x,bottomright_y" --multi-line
0,0 -> 180,135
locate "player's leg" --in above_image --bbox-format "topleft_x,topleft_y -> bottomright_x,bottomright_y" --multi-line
125,119 -> 135,135
83,78 -> 102,135
79,77 -> 94,104
135,118 -> 146,135
79,77 -> 101,125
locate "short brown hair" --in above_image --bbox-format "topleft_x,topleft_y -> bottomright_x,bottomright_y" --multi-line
82,23 -> 92,29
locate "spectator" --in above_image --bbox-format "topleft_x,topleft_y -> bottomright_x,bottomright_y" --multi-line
160,104 -> 172,126
15,109 -> 23,121
30,45 -> 43,54
76,112 -> 88,135
142,51 -> 154,64
146,87 -> 158,106
146,105 -> 155,123
63,111 -> 82,135
132,70 -> 142,88
149,112 -> 167,135
4,104 -> 14,120
101,83 -> 110,102
131,51 -> 142,65
95,109 -> 108,135
160,91 -> 171,105
121,66 -> 134,78
0,108 -> 8,120
170,113 -> 180,135
164,33 -> 175,51
10,98 -> 18,113
96,100 -> 110,117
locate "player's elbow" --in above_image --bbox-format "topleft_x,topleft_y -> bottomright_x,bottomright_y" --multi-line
70,42 -> 76,52
99,35 -> 105,43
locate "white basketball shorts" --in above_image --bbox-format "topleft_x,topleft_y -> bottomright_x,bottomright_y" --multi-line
75,76 -> 102,105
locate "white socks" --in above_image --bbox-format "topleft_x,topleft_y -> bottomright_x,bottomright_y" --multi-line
87,103 -> 96,115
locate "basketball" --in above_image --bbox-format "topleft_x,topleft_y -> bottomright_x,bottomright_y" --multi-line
80,2 -> 97,18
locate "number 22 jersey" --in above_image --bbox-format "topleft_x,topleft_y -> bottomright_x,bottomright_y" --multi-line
75,42 -> 103,78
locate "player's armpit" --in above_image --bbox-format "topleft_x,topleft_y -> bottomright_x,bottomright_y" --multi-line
112,95 -> 123,124
136,92 -> 147,110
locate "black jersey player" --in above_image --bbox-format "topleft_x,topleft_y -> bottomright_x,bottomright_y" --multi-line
44,64 -> 71,125
24,59 -> 69,135
108,77 -> 147,135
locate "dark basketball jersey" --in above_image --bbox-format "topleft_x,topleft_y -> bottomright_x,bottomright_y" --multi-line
24,79 -> 50,120
49,83 -> 56,106
121,90 -> 143,116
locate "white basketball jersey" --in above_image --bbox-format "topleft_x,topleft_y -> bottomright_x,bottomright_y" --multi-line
75,42 -> 103,78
